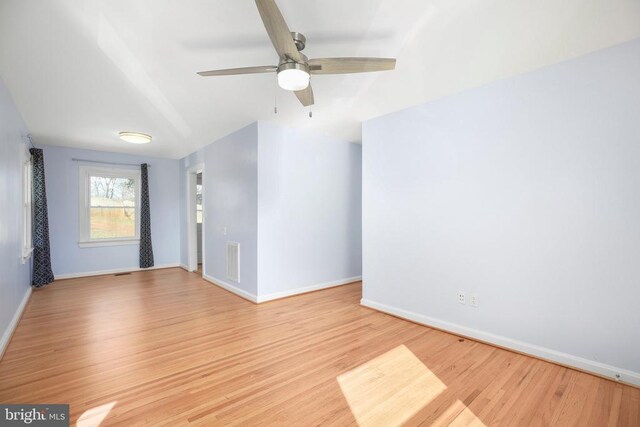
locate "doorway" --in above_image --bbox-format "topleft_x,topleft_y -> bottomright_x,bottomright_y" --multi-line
187,164 -> 204,275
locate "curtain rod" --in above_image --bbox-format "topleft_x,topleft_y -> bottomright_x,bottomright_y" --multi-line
72,158 -> 151,168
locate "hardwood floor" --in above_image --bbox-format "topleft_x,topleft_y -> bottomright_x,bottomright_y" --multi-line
0,268 -> 637,426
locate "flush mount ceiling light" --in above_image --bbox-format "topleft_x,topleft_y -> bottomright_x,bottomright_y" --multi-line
119,131 -> 152,144
277,62 -> 310,91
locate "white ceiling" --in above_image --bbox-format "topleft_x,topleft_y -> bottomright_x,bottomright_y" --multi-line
1,0 -> 639,159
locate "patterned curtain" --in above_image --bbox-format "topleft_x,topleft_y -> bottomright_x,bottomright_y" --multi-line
30,148 -> 54,287
139,163 -> 154,268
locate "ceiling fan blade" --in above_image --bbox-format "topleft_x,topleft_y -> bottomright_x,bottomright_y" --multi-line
255,0 -> 301,62
294,84 -> 314,107
308,57 -> 396,75
197,65 -> 277,76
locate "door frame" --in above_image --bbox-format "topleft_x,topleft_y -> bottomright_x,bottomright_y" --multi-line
186,163 -> 205,274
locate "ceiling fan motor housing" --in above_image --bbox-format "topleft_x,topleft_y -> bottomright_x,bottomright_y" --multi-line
278,47 -> 309,75
277,61 -> 310,75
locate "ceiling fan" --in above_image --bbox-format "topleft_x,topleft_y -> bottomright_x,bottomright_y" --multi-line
197,0 -> 396,108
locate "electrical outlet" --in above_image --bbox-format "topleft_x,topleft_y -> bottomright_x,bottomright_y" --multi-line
470,294 -> 479,308
457,291 -> 466,305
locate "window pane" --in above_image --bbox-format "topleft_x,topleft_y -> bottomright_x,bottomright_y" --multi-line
90,207 -> 136,238
89,176 -> 136,239
196,184 -> 203,224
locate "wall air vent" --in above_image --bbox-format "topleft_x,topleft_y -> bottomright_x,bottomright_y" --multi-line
226,242 -> 240,283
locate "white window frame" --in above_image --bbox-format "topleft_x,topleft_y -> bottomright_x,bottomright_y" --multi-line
78,165 -> 141,248
21,146 -> 33,263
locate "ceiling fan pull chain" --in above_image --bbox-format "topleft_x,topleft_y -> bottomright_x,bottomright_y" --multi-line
274,76 -> 278,114
309,106 -> 313,118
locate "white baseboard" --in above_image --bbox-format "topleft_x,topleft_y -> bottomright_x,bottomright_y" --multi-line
180,263 -> 191,272
202,275 -> 361,304
55,263 -> 181,280
0,287 -> 32,360
257,276 -> 362,303
203,274 -> 258,303
361,298 -> 640,387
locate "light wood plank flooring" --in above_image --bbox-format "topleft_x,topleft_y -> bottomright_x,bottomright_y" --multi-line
0,268 -> 637,426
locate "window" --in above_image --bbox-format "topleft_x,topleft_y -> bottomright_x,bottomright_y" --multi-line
22,147 -> 33,263
196,182 -> 203,224
79,166 -> 140,247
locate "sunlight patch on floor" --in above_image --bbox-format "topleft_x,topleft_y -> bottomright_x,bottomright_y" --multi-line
432,399 -> 486,427
77,401 -> 117,427
337,345 -> 446,426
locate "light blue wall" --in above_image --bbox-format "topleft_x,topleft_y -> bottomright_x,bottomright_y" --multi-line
257,121 -> 362,296
362,39 -> 640,378
202,123 -> 258,295
0,77 -> 31,350
179,121 -> 363,299
42,145 -> 181,276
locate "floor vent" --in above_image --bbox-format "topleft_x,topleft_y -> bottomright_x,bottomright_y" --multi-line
114,272 -> 131,276
226,242 -> 240,283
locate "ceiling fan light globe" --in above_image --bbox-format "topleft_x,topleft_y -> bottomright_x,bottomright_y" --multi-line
277,68 -> 310,91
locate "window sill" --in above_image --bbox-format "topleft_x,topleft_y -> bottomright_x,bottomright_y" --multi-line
79,239 -> 140,248
21,248 -> 34,264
